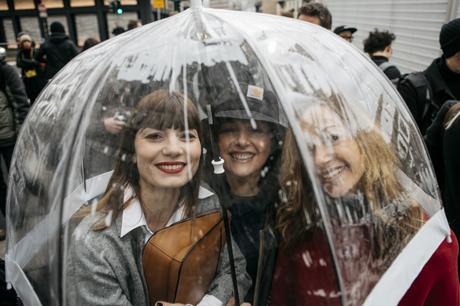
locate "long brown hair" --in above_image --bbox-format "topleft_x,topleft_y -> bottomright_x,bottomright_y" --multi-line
277,95 -> 422,259
81,90 -> 203,230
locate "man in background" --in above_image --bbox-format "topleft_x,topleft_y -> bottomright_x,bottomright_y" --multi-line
363,28 -> 402,82
334,25 -> 357,43
297,2 -> 332,30
36,21 -> 79,82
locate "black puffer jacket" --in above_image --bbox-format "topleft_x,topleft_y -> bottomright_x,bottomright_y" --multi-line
36,33 -> 79,80
0,62 -> 29,146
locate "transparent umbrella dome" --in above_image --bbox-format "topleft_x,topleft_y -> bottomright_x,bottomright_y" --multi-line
6,3 -> 450,306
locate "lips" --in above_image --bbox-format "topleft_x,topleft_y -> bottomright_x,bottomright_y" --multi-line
230,152 -> 255,161
156,162 -> 186,174
319,165 -> 345,182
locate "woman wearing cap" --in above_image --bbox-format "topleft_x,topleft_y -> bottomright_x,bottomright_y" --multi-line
67,90 -> 251,306
16,34 -> 44,104
271,95 -> 459,306
207,83 -> 284,305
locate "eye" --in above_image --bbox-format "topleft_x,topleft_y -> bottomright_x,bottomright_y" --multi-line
180,130 -> 198,140
329,134 -> 340,142
145,132 -> 163,141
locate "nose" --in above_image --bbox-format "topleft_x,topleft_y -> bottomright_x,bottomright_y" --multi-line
313,142 -> 332,166
162,134 -> 182,156
235,130 -> 250,147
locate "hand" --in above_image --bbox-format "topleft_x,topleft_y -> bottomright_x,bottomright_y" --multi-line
103,117 -> 125,134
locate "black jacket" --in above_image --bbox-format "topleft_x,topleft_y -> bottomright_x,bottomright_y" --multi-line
0,62 -> 29,145
36,33 -> 79,80
398,57 -> 459,134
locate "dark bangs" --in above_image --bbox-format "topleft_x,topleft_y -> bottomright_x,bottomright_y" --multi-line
131,90 -> 201,135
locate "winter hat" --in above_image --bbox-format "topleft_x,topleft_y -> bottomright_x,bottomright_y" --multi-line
50,21 -> 65,34
439,18 -> 460,58
19,34 -> 32,46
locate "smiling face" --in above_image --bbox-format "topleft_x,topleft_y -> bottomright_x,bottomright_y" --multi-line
218,119 -> 273,180
300,105 -> 365,198
134,127 -> 201,190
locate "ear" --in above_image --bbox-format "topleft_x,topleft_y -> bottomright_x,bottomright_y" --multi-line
384,45 -> 392,54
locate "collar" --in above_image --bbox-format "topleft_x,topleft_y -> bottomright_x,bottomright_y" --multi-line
120,185 -> 214,238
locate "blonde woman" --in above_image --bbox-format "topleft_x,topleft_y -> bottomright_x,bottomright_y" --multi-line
270,96 -> 459,306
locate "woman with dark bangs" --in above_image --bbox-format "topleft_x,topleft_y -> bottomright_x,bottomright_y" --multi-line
270,97 -> 458,306
66,90 -> 251,306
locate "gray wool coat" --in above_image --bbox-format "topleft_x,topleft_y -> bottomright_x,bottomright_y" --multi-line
65,190 -> 251,306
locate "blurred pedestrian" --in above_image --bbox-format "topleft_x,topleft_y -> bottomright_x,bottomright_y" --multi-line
334,25 -> 357,43
363,29 -> 401,83
0,47 -> 29,241
36,21 -> 79,82
281,9 -> 294,18
81,37 -> 99,52
297,3 -> 332,30
425,101 -> 460,275
398,18 -> 460,135
112,26 -> 125,36
16,34 -> 44,104
127,19 -> 142,30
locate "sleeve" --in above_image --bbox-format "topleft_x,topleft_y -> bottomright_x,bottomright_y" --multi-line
16,51 -> 38,70
66,230 -> 134,306
35,45 -> 46,64
205,224 -> 252,304
3,65 -> 29,128
443,121 -> 460,234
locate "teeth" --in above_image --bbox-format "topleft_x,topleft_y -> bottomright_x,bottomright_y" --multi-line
231,153 -> 254,160
321,166 -> 344,180
158,164 -> 184,170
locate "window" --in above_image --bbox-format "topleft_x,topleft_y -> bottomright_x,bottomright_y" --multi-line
13,0 -> 35,10
75,14 -> 100,46
0,2 -> 9,11
107,12 -> 138,37
42,0 -> 64,8
71,0 -> 96,7
20,17 -> 43,46
2,19 -> 16,49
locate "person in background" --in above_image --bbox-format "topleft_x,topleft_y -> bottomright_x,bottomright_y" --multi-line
363,28 -> 402,82
333,25 -> 357,43
297,2 -> 332,30
280,9 -> 294,18
36,21 -> 79,82
112,26 -> 125,36
398,18 -> 460,135
81,37 -> 100,52
16,34 -> 43,104
0,47 -> 29,241
127,20 -> 142,31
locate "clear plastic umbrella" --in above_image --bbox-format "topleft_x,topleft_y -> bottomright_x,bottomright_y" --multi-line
5,1 -> 451,306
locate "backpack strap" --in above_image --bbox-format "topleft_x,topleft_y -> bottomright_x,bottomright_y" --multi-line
378,61 -> 396,73
398,72 -> 434,129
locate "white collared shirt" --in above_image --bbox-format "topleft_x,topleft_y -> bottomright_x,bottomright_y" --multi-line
120,186 -> 223,306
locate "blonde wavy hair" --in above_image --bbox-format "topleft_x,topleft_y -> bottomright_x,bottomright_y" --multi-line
277,95 -> 422,259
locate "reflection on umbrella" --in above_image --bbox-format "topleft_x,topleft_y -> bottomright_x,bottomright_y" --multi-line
5,1 -> 455,306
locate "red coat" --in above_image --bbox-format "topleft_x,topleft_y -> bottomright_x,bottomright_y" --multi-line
270,229 -> 460,306
398,231 -> 460,306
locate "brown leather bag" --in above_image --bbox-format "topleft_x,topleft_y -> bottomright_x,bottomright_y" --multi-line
142,211 -> 225,305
